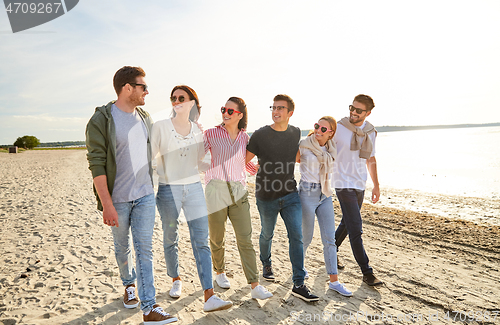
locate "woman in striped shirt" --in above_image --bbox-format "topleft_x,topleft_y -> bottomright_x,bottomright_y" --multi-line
203,97 -> 273,300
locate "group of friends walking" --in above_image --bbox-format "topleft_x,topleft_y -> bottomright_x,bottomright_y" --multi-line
85,66 -> 383,324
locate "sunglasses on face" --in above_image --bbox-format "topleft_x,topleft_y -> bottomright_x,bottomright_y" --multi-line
349,105 -> 368,114
314,123 -> 333,133
170,95 -> 186,103
221,107 -> 241,115
124,83 -> 148,92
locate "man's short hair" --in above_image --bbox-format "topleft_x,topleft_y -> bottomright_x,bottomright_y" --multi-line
353,94 -> 375,111
273,94 -> 295,112
113,66 -> 146,96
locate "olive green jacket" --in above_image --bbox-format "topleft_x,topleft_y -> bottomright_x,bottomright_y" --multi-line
85,101 -> 154,211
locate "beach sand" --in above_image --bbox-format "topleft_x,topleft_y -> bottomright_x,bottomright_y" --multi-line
1,150 -> 499,324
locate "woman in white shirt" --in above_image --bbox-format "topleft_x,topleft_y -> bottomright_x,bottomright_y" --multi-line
298,116 -> 352,297
203,97 -> 273,300
151,85 -> 232,312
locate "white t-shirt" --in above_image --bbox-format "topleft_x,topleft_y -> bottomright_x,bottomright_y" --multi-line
151,118 -> 205,185
299,145 -> 329,183
332,121 -> 376,190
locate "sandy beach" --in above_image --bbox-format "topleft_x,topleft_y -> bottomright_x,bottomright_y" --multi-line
1,150 -> 499,324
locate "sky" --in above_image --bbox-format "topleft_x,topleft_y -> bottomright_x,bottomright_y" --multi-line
1,0 -> 500,144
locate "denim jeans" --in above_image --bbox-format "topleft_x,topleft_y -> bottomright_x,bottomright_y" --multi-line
299,181 -> 338,275
156,182 -> 213,290
112,193 -> 156,312
335,188 -> 373,275
256,191 -> 306,286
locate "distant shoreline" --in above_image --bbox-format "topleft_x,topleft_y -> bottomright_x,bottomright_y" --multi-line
2,122 -> 499,147
375,122 -> 500,133
276,122 -> 500,137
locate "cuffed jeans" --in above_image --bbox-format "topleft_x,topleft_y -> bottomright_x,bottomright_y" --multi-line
299,181 -> 338,275
335,188 -> 373,275
156,182 -> 213,290
206,180 -> 258,284
112,193 -> 156,312
256,191 -> 306,286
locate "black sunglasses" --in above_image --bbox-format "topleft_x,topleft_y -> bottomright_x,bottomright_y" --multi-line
349,105 -> 368,114
124,82 -> 148,92
221,107 -> 241,115
170,95 -> 186,103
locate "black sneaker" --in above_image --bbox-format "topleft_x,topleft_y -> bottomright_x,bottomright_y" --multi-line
263,265 -> 275,281
291,284 -> 319,302
363,273 -> 383,286
337,256 -> 345,270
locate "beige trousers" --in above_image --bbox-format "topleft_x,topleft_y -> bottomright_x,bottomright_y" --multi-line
205,179 -> 258,284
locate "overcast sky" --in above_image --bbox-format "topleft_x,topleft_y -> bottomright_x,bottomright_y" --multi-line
1,0 -> 499,144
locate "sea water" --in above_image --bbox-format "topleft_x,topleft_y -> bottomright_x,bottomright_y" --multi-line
373,126 -> 500,199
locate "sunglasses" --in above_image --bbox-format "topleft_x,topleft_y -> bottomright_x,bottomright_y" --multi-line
170,95 -> 187,103
349,104 -> 368,114
221,107 -> 241,115
314,123 -> 333,133
124,82 -> 148,92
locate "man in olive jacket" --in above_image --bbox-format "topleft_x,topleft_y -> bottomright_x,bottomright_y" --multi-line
85,66 -> 177,324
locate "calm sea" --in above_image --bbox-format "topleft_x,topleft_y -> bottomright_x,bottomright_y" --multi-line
373,126 -> 500,199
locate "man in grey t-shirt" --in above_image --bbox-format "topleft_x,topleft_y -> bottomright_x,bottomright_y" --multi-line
86,66 -> 177,324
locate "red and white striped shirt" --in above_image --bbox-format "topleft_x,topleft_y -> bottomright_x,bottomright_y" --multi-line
203,125 -> 257,186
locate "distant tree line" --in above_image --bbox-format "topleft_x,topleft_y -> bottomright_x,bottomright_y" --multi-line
2,138 -> 86,149
37,141 -> 86,147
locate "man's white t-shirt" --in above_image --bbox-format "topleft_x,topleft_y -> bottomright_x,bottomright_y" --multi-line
331,121 -> 376,190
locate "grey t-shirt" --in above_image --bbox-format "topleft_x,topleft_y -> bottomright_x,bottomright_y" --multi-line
111,104 -> 153,203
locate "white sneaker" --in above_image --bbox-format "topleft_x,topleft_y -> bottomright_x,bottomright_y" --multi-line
215,273 -> 231,289
329,281 -> 353,297
169,280 -> 182,298
251,285 -> 273,300
203,295 -> 233,312
304,269 -> 309,279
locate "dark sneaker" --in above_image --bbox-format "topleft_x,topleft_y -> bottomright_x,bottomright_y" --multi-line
337,256 -> 345,270
363,273 -> 383,286
143,304 -> 178,324
263,265 -> 275,281
123,284 -> 139,309
291,284 -> 319,302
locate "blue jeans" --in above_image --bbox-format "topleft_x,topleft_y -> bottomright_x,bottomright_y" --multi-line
335,188 -> 373,275
299,181 -> 338,275
256,191 -> 305,286
156,182 -> 213,290
112,193 -> 156,312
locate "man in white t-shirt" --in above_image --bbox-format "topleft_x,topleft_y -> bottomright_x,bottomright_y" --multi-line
332,94 -> 383,286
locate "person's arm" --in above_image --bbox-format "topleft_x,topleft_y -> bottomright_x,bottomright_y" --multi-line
296,149 -> 301,163
366,156 -> 380,203
195,125 -> 209,172
245,150 -> 255,165
86,113 -> 118,226
245,161 -> 258,175
93,175 -> 119,227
